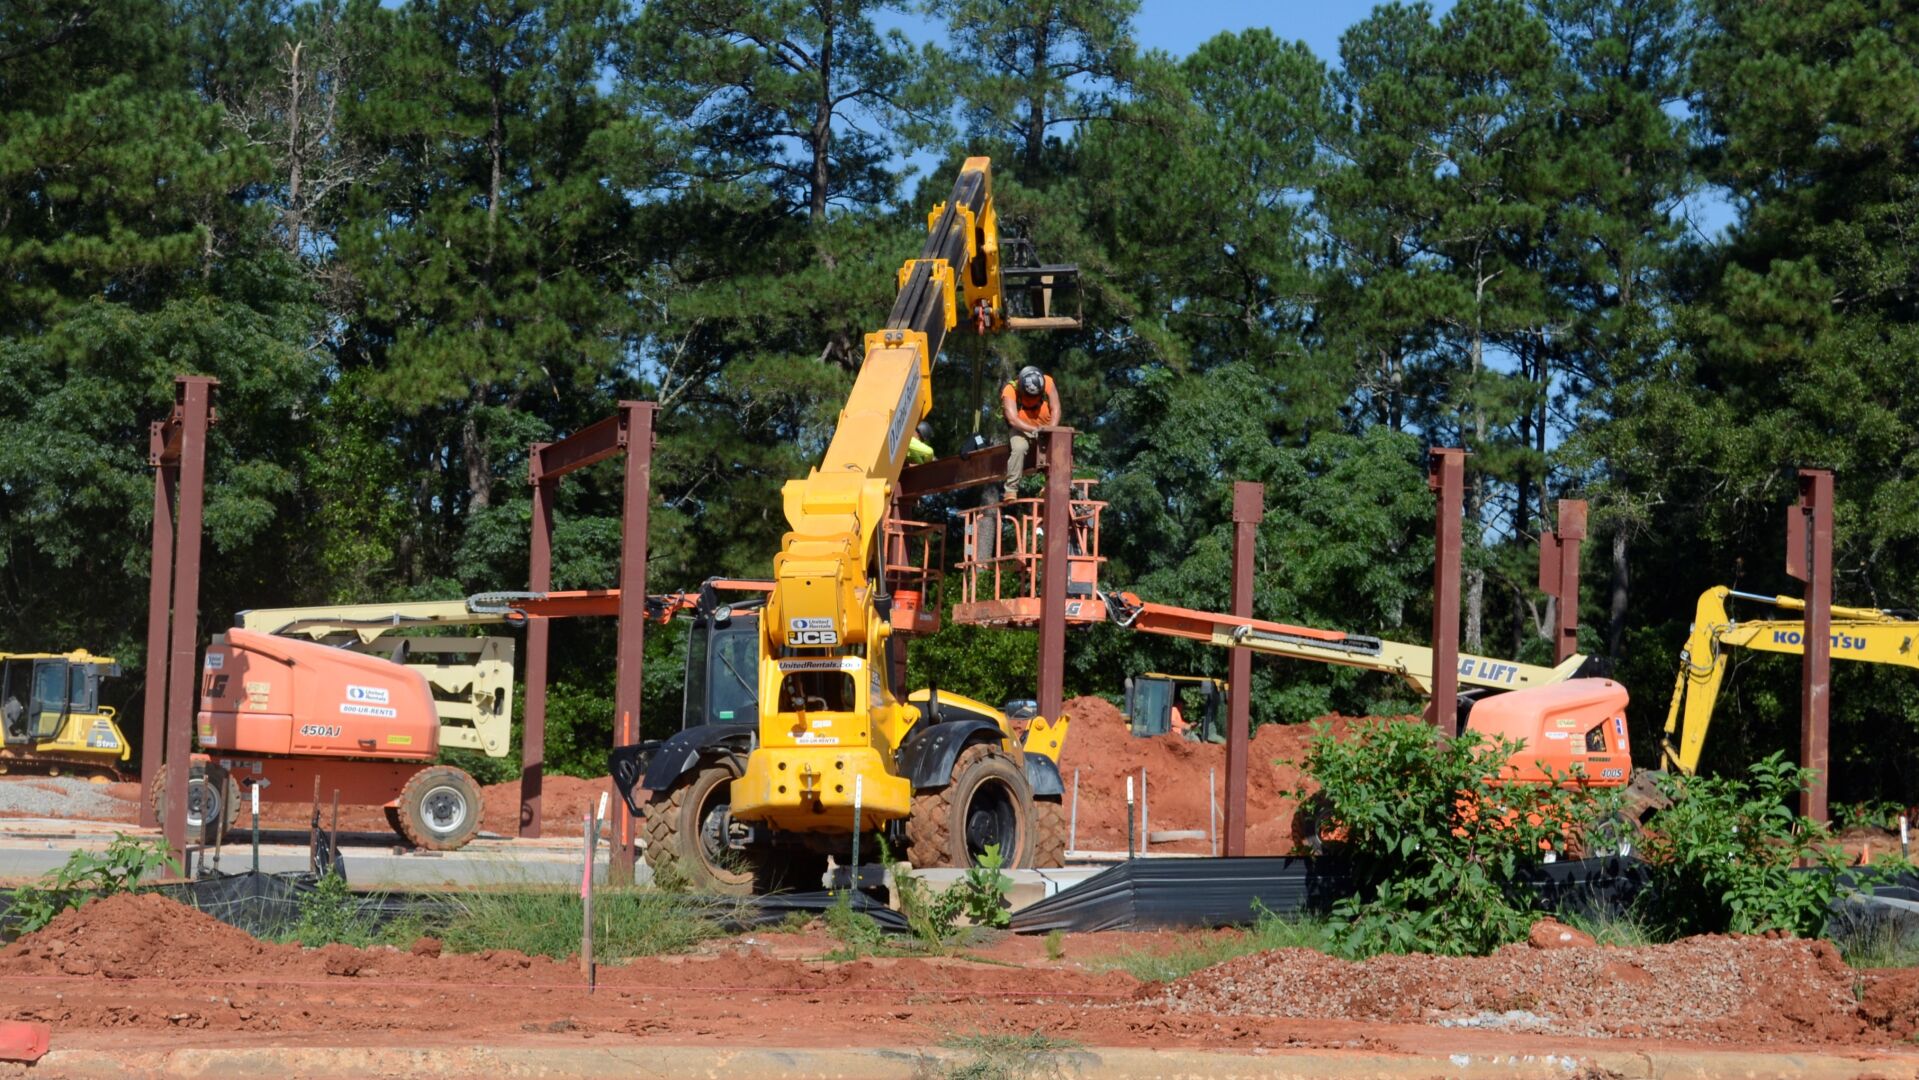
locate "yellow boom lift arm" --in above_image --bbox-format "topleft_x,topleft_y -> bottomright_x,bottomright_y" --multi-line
1661,585 -> 1919,775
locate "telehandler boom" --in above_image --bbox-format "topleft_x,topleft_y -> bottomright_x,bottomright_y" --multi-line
600,157 -> 1083,893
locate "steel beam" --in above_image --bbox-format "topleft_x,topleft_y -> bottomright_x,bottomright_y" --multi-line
520,458 -> 555,839
530,412 -> 626,481
139,429 -> 177,828
162,376 -> 217,860
897,444 -> 1012,498
1428,449 -> 1466,737
1537,499 -> 1588,664
1037,429 -> 1074,722
610,402 -> 656,883
1788,469 -> 1834,821
1225,482 -> 1263,858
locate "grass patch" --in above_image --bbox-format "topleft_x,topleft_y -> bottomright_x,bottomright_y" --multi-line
1563,906 -> 1662,949
822,889 -> 922,960
1830,908 -> 1919,969
439,886 -> 726,962
1095,909 -> 1337,983
916,1031 -> 1082,1080
266,873 -> 428,949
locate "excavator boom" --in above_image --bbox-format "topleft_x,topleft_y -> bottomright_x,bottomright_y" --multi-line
1661,586 -> 1919,774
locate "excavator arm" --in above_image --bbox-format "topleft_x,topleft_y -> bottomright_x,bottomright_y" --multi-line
1660,585 -> 1919,774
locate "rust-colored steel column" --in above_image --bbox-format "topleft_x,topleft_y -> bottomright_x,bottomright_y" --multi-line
520,453 -> 555,839
1224,481 -> 1264,858
140,427 -> 178,828
1037,428 -> 1074,722
610,402 -> 656,883
1537,499 -> 1588,664
1788,468 -> 1834,822
1427,449 -> 1466,737
162,376 -> 217,860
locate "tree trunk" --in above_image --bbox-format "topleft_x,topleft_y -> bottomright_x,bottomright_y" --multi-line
463,408 -> 491,512
284,41 -> 304,255
809,0 -> 833,222
1463,265 -> 1490,653
1024,19 -> 1048,172
1607,524 -> 1629,659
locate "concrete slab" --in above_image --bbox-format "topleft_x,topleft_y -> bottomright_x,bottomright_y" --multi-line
0,820 -> 640,890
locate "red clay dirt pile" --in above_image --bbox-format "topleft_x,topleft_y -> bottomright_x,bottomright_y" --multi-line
1054,695 -> 1365,854
1153,929 -> 1868,1043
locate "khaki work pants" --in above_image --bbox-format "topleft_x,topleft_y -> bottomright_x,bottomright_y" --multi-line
1004,431 -> 1037,499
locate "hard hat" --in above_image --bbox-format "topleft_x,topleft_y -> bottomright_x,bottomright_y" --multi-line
1017,366 -> 1044,396
916,421 -> 933,441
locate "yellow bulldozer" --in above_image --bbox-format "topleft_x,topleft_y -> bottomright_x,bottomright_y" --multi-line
0,650 -> 131,779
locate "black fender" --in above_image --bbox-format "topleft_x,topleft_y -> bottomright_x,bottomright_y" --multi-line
897,718 -> 1006,790
609,723 -> 754,818
1023,752 -> 1063,798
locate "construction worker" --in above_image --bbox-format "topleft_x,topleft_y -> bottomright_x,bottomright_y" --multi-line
1001,364 -> 1060,499
906,421 -> 936,465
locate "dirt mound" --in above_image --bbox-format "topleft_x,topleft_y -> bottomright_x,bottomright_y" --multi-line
1054,696 -> 1364,855
1154,934 -> 1866,1042
481,774 -> 617,836
0,892 -> 285,979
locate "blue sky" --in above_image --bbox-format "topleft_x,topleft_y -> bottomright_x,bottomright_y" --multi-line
1128,0 -> 1455,64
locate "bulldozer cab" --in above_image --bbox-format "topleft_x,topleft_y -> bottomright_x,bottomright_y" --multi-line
1125,673 -> 1225,742
1,654 -> 117,745
682,599 -> 763,729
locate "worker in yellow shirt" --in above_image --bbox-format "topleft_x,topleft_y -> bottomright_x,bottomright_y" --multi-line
906,422 -> 936,466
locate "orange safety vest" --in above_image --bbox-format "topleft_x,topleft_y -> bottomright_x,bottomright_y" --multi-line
1002,375 -> 1056,427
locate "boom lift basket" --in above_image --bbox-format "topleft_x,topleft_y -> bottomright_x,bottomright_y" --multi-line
953,481 -> 1107,627
882,512 -> 945,635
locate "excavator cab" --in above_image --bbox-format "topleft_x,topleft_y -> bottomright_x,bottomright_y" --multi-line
1125,673 -> 1225,742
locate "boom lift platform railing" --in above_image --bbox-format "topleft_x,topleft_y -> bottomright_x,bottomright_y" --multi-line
953,481 -> 1107,626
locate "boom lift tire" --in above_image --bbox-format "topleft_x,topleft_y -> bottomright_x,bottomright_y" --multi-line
394,765 -> 483,851
1030,796 -> 1066,868
906,743 -> 1037,869
645,763 -> 755,895
383,805 -> 405,836
150,763 -> 239,846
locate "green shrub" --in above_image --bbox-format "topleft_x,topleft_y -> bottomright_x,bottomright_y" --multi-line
1638,754 -> 1848,937
1833,799 -> 1906,833
6,834 -> 177,934
1298,718 -> 1599,957
278,873 -> 426,948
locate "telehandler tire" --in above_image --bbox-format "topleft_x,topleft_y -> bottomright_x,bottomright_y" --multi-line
150,763 -> 239,845
1029,796 -> 1066,868
644,763 -> 756,895
906,743 -> 1036,869
395,765 -> 483,851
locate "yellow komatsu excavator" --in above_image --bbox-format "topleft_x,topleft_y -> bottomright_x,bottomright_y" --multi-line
1662,585 -> 1919,775
0,651 -> 130,778
618,157 -> 1083,893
